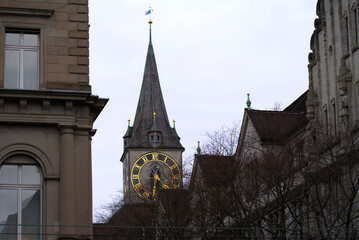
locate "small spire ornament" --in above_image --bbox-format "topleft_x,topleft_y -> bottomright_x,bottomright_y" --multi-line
246,93 -> 252,110
197,141 -> 201,156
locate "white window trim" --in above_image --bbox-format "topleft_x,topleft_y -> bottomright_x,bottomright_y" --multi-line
0,164 -> 42,240
5,32 -> 40,89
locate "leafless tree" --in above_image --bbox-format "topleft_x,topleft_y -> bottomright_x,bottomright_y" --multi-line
201,121 -> 240,156
271,102 -> 283,111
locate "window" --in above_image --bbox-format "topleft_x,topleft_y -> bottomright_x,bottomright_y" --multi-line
0,164 -> 42,240
331,99 -> 337,135
323,105 -> 329,137
354,8 -> 359,46
149,132 -> 161,147
5,30 -> 39,89
344,13 -> 350,52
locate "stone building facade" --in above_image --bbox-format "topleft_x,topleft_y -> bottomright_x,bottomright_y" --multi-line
307,0 -> 359,138
0,1 -> 107,240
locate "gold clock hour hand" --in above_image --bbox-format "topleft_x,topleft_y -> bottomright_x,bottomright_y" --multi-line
156,175 -> 171,190
152,174 -> 160,197
161,181 -> 171,189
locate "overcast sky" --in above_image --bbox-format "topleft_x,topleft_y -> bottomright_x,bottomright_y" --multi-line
89,0 -> 318,218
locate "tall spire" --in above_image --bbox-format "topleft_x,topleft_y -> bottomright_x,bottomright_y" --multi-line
123,20 -> 183,150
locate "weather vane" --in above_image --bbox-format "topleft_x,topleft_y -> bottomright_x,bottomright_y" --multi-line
145,7 -> 153,21
145,7 -> 153,42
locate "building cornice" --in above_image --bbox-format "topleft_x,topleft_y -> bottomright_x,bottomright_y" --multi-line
0,7 -> 54,18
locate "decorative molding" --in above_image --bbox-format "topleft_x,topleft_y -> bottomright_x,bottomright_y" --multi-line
0,7 -> 54,18
0,144 -> 54,177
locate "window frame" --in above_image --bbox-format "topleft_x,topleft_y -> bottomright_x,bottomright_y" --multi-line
0,164 -> 42,240
343,11 -> 350,53
4,29 -> 40,90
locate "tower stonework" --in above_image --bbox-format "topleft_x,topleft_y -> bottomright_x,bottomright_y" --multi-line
121,25 -> 184,204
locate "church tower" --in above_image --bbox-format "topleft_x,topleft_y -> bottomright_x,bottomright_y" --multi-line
120,20 -> 184,204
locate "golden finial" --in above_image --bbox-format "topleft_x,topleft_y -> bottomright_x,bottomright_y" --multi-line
128,118 -> 130,126
153,112 -> 156,119
173,119 -> 176,127
149,20 -> 153,30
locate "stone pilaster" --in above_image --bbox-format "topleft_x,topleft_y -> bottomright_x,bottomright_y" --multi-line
59,126 -> 76,238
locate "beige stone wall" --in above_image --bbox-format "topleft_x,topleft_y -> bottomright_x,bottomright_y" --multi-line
0,0 -> 90,91
235,113 -> 263,163
0,1 -> 107,239
0,90 -> 107,239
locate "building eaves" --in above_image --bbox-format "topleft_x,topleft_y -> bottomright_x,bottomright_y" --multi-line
246,109 -> 308,143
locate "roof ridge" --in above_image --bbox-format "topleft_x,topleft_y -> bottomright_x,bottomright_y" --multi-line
248,109 -> 305,115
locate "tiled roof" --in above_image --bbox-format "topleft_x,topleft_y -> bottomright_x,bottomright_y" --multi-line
158,189 -> 189,216
247,109 -> 308,143
107,203 -> 153,226
93,204 -> 154,240
283,90 -> 308,113
123,41 -> 183,150
196,155 -> 235,187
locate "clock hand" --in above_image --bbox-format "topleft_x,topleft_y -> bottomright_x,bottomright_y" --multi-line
161,181 -> 171,189
157,176 -> 171,189
152,174 -> 160,198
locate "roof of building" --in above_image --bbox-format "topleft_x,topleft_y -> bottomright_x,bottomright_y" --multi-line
107,203 -> 153,226
123,29 -> 183,150
246,109 -> 308,143
283,90 -> 308,113
93,203 -> 154,240
158,189 -> 189,217
192,155 -> 235,188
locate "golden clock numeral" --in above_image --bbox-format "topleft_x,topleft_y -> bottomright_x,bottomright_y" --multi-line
132,174 -> 139,180
170,164 -> 177,170
142,156 -> 149,163
152,153 -> 159,160
173,174 -> 181,180
142,190 -> 150,199
134,164 -> 142,170
134,183 -> 143,192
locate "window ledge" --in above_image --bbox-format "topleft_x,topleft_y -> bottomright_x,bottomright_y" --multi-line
352,45 -> 359,53
0,7 -> 54,18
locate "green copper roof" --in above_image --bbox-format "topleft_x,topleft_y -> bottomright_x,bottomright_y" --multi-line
246,93 -> 252,110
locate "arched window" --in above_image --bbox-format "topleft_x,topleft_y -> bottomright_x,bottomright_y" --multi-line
0,155 -> 42,240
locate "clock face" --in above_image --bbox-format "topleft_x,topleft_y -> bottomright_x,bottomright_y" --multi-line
131,152 -> 181,201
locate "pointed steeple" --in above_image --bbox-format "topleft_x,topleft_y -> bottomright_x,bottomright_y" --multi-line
123,21 -> 183,150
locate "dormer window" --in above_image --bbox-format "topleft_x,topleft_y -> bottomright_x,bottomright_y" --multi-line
149,132 -> 161,147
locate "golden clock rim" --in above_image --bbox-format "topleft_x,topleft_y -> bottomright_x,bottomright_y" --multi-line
130,152 -> 180,200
